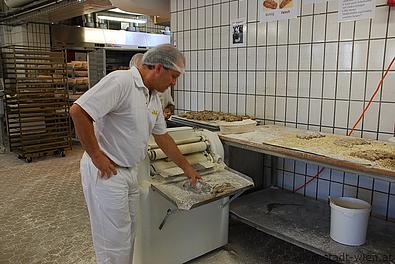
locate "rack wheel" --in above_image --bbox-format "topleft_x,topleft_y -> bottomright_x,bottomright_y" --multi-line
26,157 -> 32,163
60,151 -> 65,157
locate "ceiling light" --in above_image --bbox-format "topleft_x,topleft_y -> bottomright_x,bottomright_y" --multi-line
108,8 -> 143,16
97,15 -> 147,24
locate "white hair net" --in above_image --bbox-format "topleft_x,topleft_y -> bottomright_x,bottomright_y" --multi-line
129,53 -> 144,68
142,44 -> 185,74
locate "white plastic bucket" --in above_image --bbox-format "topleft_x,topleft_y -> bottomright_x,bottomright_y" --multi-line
330,197 -> 371,246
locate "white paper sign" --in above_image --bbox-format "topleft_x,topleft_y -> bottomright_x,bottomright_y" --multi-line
338,0 -> 375,22
259,0 -> 299,23
230,18 -> 247,46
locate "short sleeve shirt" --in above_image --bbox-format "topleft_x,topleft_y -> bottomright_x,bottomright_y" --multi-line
75,67 -> 167,167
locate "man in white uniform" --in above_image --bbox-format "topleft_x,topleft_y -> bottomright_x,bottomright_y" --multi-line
70,44 -> 200,264
130,53 -> 175,120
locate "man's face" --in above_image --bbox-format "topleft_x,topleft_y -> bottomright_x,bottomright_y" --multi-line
155,59 -> 183,93
154,65 -> 181,93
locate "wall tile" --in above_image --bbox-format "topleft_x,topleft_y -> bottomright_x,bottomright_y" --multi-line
247,72 -> 256,94
267,21 -> 277,45
310,72 -> 323,98
221,94 -> 229,112
191,8 -> 197,29
257,47 -> 266,70
221,2 -> 230,25
266,72 -> 275,95
276,97 -> 286,121
213,28 -> 220,48
265,96 -> 275,120
321,99 -> 334,127
382,71 -> 395,103
239,0 -> 248,19
247,23 -> 257,46
389,8 -> 395,37
298,72 -> 310,97
324,42 -> 338,70
289,17 -> 300,44
337,72 -> 351,100
340,21 -> 354,41
213,93 -> 220,111
246,95 -> 256,116
256,71 -> 265,95
257,22 -> 267,45
278,20 -> 288,45
371,6 -> 388,39
276,72 -> 286,96
286,98 -> 297,123
301,16 -> 313,43
221,26 -> 229,48
221,49 -> 229,70
299,44 -> 311,71
313,14 -> 326,42
213,5 -> 221,26
379,103 -> 395,133
256,95 -> 264,119
238,71 -> 247,93
311,43 -> 324,70
348,101 -> 363,130
277,46 -> 287,71
368,40 -> 385,70
326,13 -> 339,41
229,94 -> 237,113
205,6 -> 212,27
287,72 -> 298,97
198,29 -> 205,49
230,1 -> 238,23
237,94 -> 246,114
247,0 -> 258,22
238,47 -> 247,70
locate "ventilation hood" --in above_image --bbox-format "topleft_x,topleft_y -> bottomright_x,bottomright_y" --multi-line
109,0 -> 169,19
1,0 -> 170,25
51,24 -> 170,49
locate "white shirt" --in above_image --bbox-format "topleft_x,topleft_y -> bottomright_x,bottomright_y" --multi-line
159,88 -> 174,110
75,67 -> 167,167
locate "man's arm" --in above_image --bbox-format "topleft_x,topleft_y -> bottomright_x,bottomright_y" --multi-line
153,133 -> 201,185
69,104 -> 117,178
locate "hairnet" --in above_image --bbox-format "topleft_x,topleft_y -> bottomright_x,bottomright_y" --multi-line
142,44 -> 185,74
129,53 -> 144,68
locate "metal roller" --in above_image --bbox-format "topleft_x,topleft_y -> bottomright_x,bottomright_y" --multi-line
148,141 -> 209,161
149,136 -> 202,150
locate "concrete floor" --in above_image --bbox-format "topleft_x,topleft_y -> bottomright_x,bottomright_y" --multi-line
0,145 -> 335,264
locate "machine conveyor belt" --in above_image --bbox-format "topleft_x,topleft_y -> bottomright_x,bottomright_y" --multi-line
150,167 -> 253,210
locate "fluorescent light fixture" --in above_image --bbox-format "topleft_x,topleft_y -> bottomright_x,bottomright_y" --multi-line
108,8 -> 143,16
97,15 -> 147,24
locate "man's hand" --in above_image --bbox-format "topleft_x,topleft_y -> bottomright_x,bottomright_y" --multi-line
91,151 -> 118,179
183,166 -> 201,186
163,107 -> 172,120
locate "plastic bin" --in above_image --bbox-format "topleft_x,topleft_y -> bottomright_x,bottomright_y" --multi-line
330,197 -> 371,246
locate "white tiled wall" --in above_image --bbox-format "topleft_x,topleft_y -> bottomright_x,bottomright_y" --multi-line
172,0 -> 395,220
0,23 -> 50,47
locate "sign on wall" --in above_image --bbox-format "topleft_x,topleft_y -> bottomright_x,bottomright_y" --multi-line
230,18 -> 247,46
259,0 -> 299,23
338,0 -> 375,22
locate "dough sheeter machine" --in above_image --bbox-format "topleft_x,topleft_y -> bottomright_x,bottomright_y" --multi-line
134,127 -> 253,264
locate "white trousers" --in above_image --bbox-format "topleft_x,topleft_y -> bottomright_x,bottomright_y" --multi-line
80,152 -> 140,264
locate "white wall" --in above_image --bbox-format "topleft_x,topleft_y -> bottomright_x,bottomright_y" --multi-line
171,0 -> 395,220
